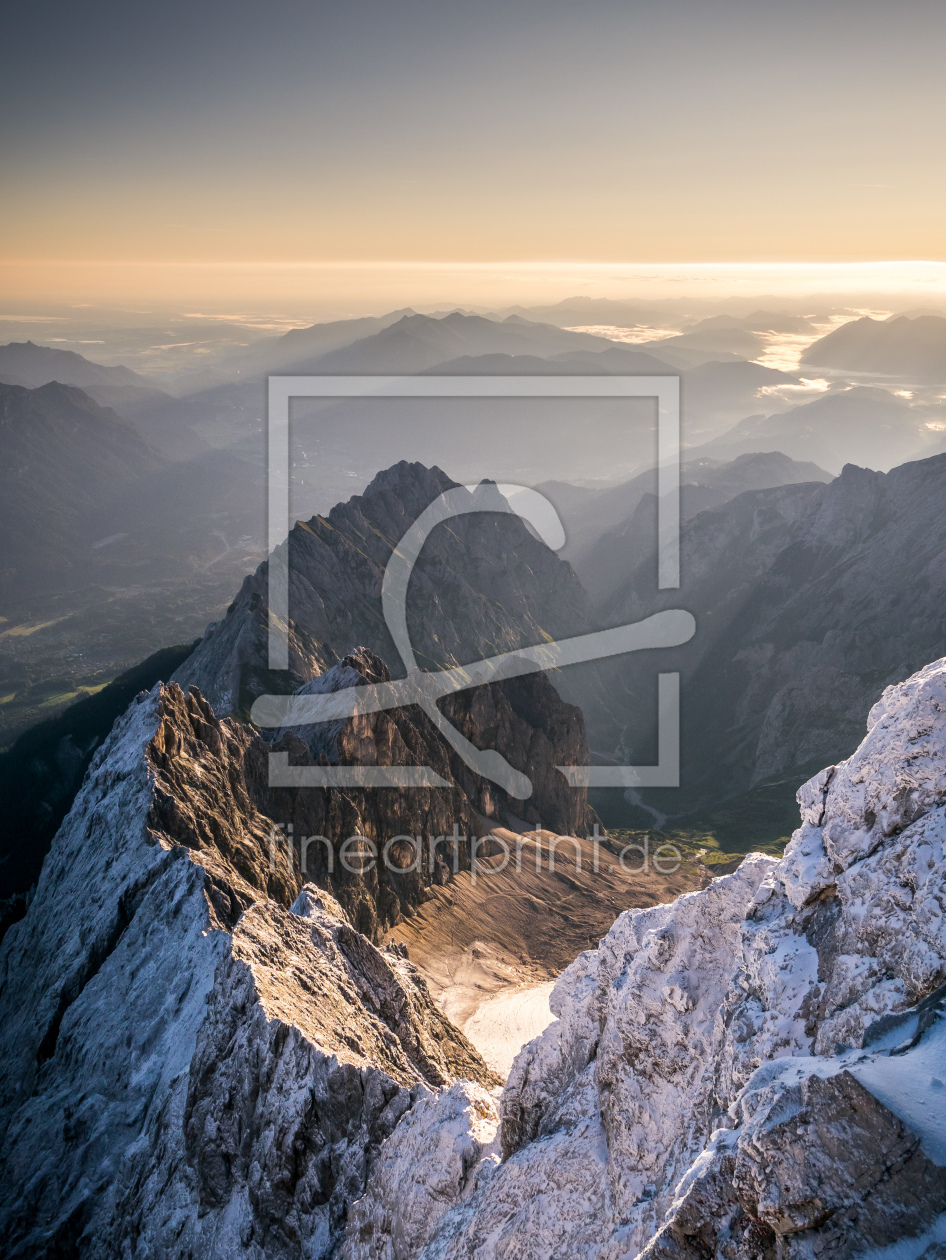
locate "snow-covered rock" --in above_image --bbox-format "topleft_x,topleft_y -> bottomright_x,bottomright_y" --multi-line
344,656 -> 946,1258
0,682 -> 495,1258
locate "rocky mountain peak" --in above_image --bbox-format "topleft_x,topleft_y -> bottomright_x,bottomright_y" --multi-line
357,459 -> 457,516
173,457 -> 592,717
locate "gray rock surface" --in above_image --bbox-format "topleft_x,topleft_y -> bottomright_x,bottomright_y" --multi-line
342,654 -> 946,1258
0,681 -> 495,1258
173,460 -> 593,720
246,645 -> 598,938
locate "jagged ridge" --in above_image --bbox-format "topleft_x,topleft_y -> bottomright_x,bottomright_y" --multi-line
342,655 -> 946,1259
0,682 -> 496,1259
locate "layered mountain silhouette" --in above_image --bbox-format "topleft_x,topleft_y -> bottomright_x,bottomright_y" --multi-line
802,313 -> 946,382
681,309 -> 816,335
634,325 -> 763,366
0,341 -> 168,413
0,379 -> 267,743
219,307 -> 417,377
0,340 -> 210,457
678,358 -> 800,435
549,450 -> 833,603
288,311 -> 618,373
693,384 -> 942,472
485,296 -> 685,328
595,450 -> 946,816
0,381 -> 168,596
8,306 -> 945,822
206,309 -> 617,379
0,379 -> 269,603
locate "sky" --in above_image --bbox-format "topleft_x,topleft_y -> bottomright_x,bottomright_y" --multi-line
1,0 -> 945,310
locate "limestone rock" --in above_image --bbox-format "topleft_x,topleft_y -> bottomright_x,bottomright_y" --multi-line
248,646 -> 598,939
172,461 -> 593,721
0,682 -> 495,1258
344,655 -> 946,1259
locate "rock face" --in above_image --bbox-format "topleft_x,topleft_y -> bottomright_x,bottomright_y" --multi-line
248,645 -> 598,939
565,449 -> 832,606
0,641 -> 198,943
5,487 -> 945,1258
173,461 -> 604,937
0,681 -> 495,1259
343,655 -> 946,1258
340,1081 -> 502,1260
173,460 -> 593,720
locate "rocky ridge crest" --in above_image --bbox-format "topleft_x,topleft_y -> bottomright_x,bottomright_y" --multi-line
0,681 -> 495,1259
172,460 -> 593,720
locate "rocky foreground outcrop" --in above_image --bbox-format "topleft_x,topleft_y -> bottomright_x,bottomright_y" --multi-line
3,656 -> 945,1258
343,656 -> 946,1259
0,682 -> 496,1259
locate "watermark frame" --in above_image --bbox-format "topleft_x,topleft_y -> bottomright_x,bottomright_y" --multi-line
261,375 -> 684,789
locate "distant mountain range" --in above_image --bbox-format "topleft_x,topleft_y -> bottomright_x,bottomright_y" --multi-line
291,312 -> 619,373
6,300 -> 946,863
170,447 -> 946,847
634,325 -> 764,366
220,307 -> 418,377
484,296 -> 688,329
0,379 -> 268,743
693,385 -> 944,472
0,341 -> 167,412
0,340 -> 210,458
7,432 -> 946,881
679,359 -> 799,434
0,381 -> 167,596
680,309 -> 817,335
802,313 -> 946,382
595,450 -> 946,821
543,450 -> 833,603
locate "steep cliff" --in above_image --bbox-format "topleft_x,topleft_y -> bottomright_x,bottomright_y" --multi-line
344,655 -> 946,1258
246,645 -> 598,938
0,681 -> 496,1259
173,460 -> 593,719
171,459 -> 603,938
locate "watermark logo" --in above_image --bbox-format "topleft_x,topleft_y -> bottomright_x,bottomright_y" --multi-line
251,375 -> 692,795
269,823 -> 684,881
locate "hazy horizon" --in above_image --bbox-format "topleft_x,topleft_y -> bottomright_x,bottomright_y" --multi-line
3,0 -> 946,313
2,261 -> 946,317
